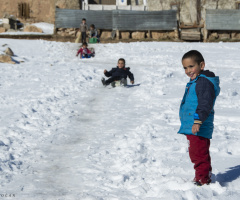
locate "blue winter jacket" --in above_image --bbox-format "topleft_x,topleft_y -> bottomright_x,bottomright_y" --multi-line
178,70 -> 220,139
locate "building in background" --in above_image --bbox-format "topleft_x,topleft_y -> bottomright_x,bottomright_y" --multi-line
1,0 -> 240,41
1,0 -> 240,25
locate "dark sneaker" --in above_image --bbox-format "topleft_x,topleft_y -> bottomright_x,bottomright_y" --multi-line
194,179 -> 211,186
101,77 -> 106,86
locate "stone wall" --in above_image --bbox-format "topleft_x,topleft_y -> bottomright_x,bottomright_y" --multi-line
55,0 -> 81,9
0,0 -> 80,24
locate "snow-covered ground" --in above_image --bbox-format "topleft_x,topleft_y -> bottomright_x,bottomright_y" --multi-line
0,22 -> 53,35
0,39 -> 240,200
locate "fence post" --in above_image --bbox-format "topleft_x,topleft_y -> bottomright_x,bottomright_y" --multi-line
116,30 -> 120,40
203,20 -> 208,42
147,30 -> 151,38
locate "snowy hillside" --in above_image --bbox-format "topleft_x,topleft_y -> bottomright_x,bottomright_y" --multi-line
0,39 -> 240,200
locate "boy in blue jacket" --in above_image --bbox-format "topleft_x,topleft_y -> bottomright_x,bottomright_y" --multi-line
102,58 -> 134,86
178,50 -> 220,186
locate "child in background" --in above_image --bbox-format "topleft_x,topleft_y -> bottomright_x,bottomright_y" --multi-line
80,18 -> 88,43
102,58 -> 134,86
76,42 -> 94,59
178,50 -> 220,186
89,24 -> 100,43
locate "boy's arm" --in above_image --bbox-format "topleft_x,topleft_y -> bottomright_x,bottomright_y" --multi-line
128,71 -> 134,83
104,68 -> 113,77
76,48 -> 82,56
194,78 -> 215,125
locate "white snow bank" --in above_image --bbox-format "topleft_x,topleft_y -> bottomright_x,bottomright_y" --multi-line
0,22 -> 54,35
0,40 -> 240,200
32,22 -> 54,34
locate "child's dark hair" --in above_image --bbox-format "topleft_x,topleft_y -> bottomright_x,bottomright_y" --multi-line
182,50 -> 204,65
82,42 -> 88,46
118,58 -> 125,64
82,18 -> 86,21
90,24 -> 95,29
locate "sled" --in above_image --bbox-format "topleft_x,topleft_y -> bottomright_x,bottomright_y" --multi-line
81,47 -> 95,59
111,79 -> 127,87
89,37 -> 98,44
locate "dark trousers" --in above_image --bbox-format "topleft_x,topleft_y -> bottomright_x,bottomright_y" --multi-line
81,32 -> 86,43
105,76 -> 121,85
186,135 -> 212,184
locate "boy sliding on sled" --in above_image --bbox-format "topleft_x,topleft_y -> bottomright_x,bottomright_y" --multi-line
178,50 -> 220,186
76,42 -> 95,59
102,58 -> 134,86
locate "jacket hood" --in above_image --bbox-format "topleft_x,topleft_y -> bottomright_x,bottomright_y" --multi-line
199,74 -> 220,97
201,70 -> 215,77
116,66 -> 130,70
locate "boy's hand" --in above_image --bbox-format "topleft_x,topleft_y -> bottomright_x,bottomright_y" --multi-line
192,124 -> 200,135
104,69 -> 107,73
131,81 -> 134,84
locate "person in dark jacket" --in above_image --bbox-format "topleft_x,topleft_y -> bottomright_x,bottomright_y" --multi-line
178,50 -> 220,186
101,58 -> 134,86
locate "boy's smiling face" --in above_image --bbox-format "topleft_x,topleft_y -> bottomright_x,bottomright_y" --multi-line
182,58 -> 205,80
118,60 -> 125,68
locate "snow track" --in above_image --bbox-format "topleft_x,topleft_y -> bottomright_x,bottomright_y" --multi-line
0,40 -> 240,199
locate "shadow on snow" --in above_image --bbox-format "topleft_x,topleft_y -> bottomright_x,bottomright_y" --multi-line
213,165 -> 240,186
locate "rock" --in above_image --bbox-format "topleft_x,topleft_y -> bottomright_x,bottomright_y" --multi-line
60,32 -> 68,37
3,23 -> 10,30
69,31 -> 76,36
23,25 -> 43,33
152,31 -> 168,40
167,31 -> 176,39
2,18 -> 10,24
209,32 -> 218,40
121,32 -> 130,39
0,27 -> 6,33
4,47 -> 14,56
218,33 -> 230,40
100,31 -> 112,39
231,32 -> 240,39
0,54 -> 15,64
132,31 -> 145,39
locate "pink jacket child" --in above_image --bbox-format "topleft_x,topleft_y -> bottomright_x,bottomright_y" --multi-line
76,42 -> 95,59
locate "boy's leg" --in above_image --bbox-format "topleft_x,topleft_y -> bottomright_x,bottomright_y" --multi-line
186,135 -> 212,185
105,77 -> 116,85
105,76 -> 121,85
82,32 -> 86,43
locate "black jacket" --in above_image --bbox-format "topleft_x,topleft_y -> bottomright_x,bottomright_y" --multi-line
195,70 -> 216,123
105,67 -> 134,81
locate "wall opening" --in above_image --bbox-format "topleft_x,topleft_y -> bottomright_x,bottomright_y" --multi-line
18,3 -> 30,19
236,2 -> 240,9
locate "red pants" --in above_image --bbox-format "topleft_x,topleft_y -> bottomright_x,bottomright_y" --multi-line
186,135 -> 212,184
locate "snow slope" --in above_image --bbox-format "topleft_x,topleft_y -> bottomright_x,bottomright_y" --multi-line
0,39 -> 240,200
